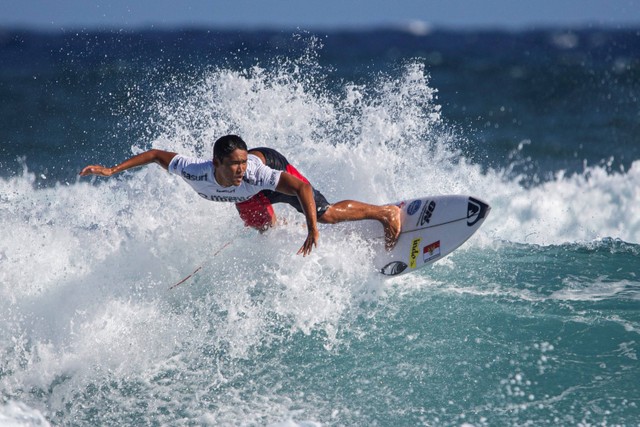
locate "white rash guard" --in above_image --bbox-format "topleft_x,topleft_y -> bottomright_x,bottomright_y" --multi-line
167,154 -> 282,203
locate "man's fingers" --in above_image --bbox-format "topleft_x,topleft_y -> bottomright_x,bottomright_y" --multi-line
297,236 -> 317,257
80,165 -> 111,177
80,165 -> 99,176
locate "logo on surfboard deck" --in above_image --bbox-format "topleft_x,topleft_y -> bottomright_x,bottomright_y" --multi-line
381,261 -> 408,276
467,197 -> 489,226
409,238 -> 422,268
407,200 -> 422,216
423,241 -> 441,263
416,200 -> 436,227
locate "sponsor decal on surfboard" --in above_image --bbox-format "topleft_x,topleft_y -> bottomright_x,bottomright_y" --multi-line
381,261 -> 408,276
467,197 -> 489,226
423,241 -> 441,263
409,237 -> 421,268
407,200 -> 422,216
416,200 -> 436,227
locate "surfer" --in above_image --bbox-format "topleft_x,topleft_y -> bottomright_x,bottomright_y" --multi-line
79,135 -> 401,256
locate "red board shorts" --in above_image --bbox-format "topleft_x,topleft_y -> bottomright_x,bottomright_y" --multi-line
235,147 -> 331,229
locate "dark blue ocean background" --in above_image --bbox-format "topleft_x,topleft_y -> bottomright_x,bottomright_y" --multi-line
1,27 -> 639,426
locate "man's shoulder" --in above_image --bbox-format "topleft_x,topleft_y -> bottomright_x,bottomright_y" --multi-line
169,155 -> 212,175
243,156 -> 281,188
247,153 -> 264,166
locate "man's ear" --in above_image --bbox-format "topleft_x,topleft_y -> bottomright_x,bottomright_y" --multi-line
213,157 -> 220,167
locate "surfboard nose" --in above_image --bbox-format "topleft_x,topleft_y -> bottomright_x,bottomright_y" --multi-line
467,197 -> 490,226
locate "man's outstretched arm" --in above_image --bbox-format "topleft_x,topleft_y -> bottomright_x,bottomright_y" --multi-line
275,172 -> 319,256
79,149 -> 177,177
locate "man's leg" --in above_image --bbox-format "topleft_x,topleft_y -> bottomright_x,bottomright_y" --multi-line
249,147 -> 401,248
319,201 -> 402,250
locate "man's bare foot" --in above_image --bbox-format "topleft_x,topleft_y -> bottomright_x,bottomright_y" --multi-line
382,205 -> 402,250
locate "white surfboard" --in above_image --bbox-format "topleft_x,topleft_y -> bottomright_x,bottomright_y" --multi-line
376,195 -> 491,276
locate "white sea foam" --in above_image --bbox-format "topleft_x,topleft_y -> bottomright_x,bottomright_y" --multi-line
0,401 -> 50,427
552,277 -> 640,301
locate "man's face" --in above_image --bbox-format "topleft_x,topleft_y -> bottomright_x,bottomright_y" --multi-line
214,148 -> 248,187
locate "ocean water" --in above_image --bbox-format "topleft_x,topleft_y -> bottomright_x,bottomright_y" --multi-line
1,27 -> 639,426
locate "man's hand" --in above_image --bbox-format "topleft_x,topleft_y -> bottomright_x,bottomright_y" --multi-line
79,165 -> 114,177
297,228 -> 319,256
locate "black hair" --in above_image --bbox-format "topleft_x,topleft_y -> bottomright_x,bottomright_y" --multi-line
213,135 -> 248,160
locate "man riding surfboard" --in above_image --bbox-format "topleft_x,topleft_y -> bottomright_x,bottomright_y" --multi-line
80,135 -> 401,256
